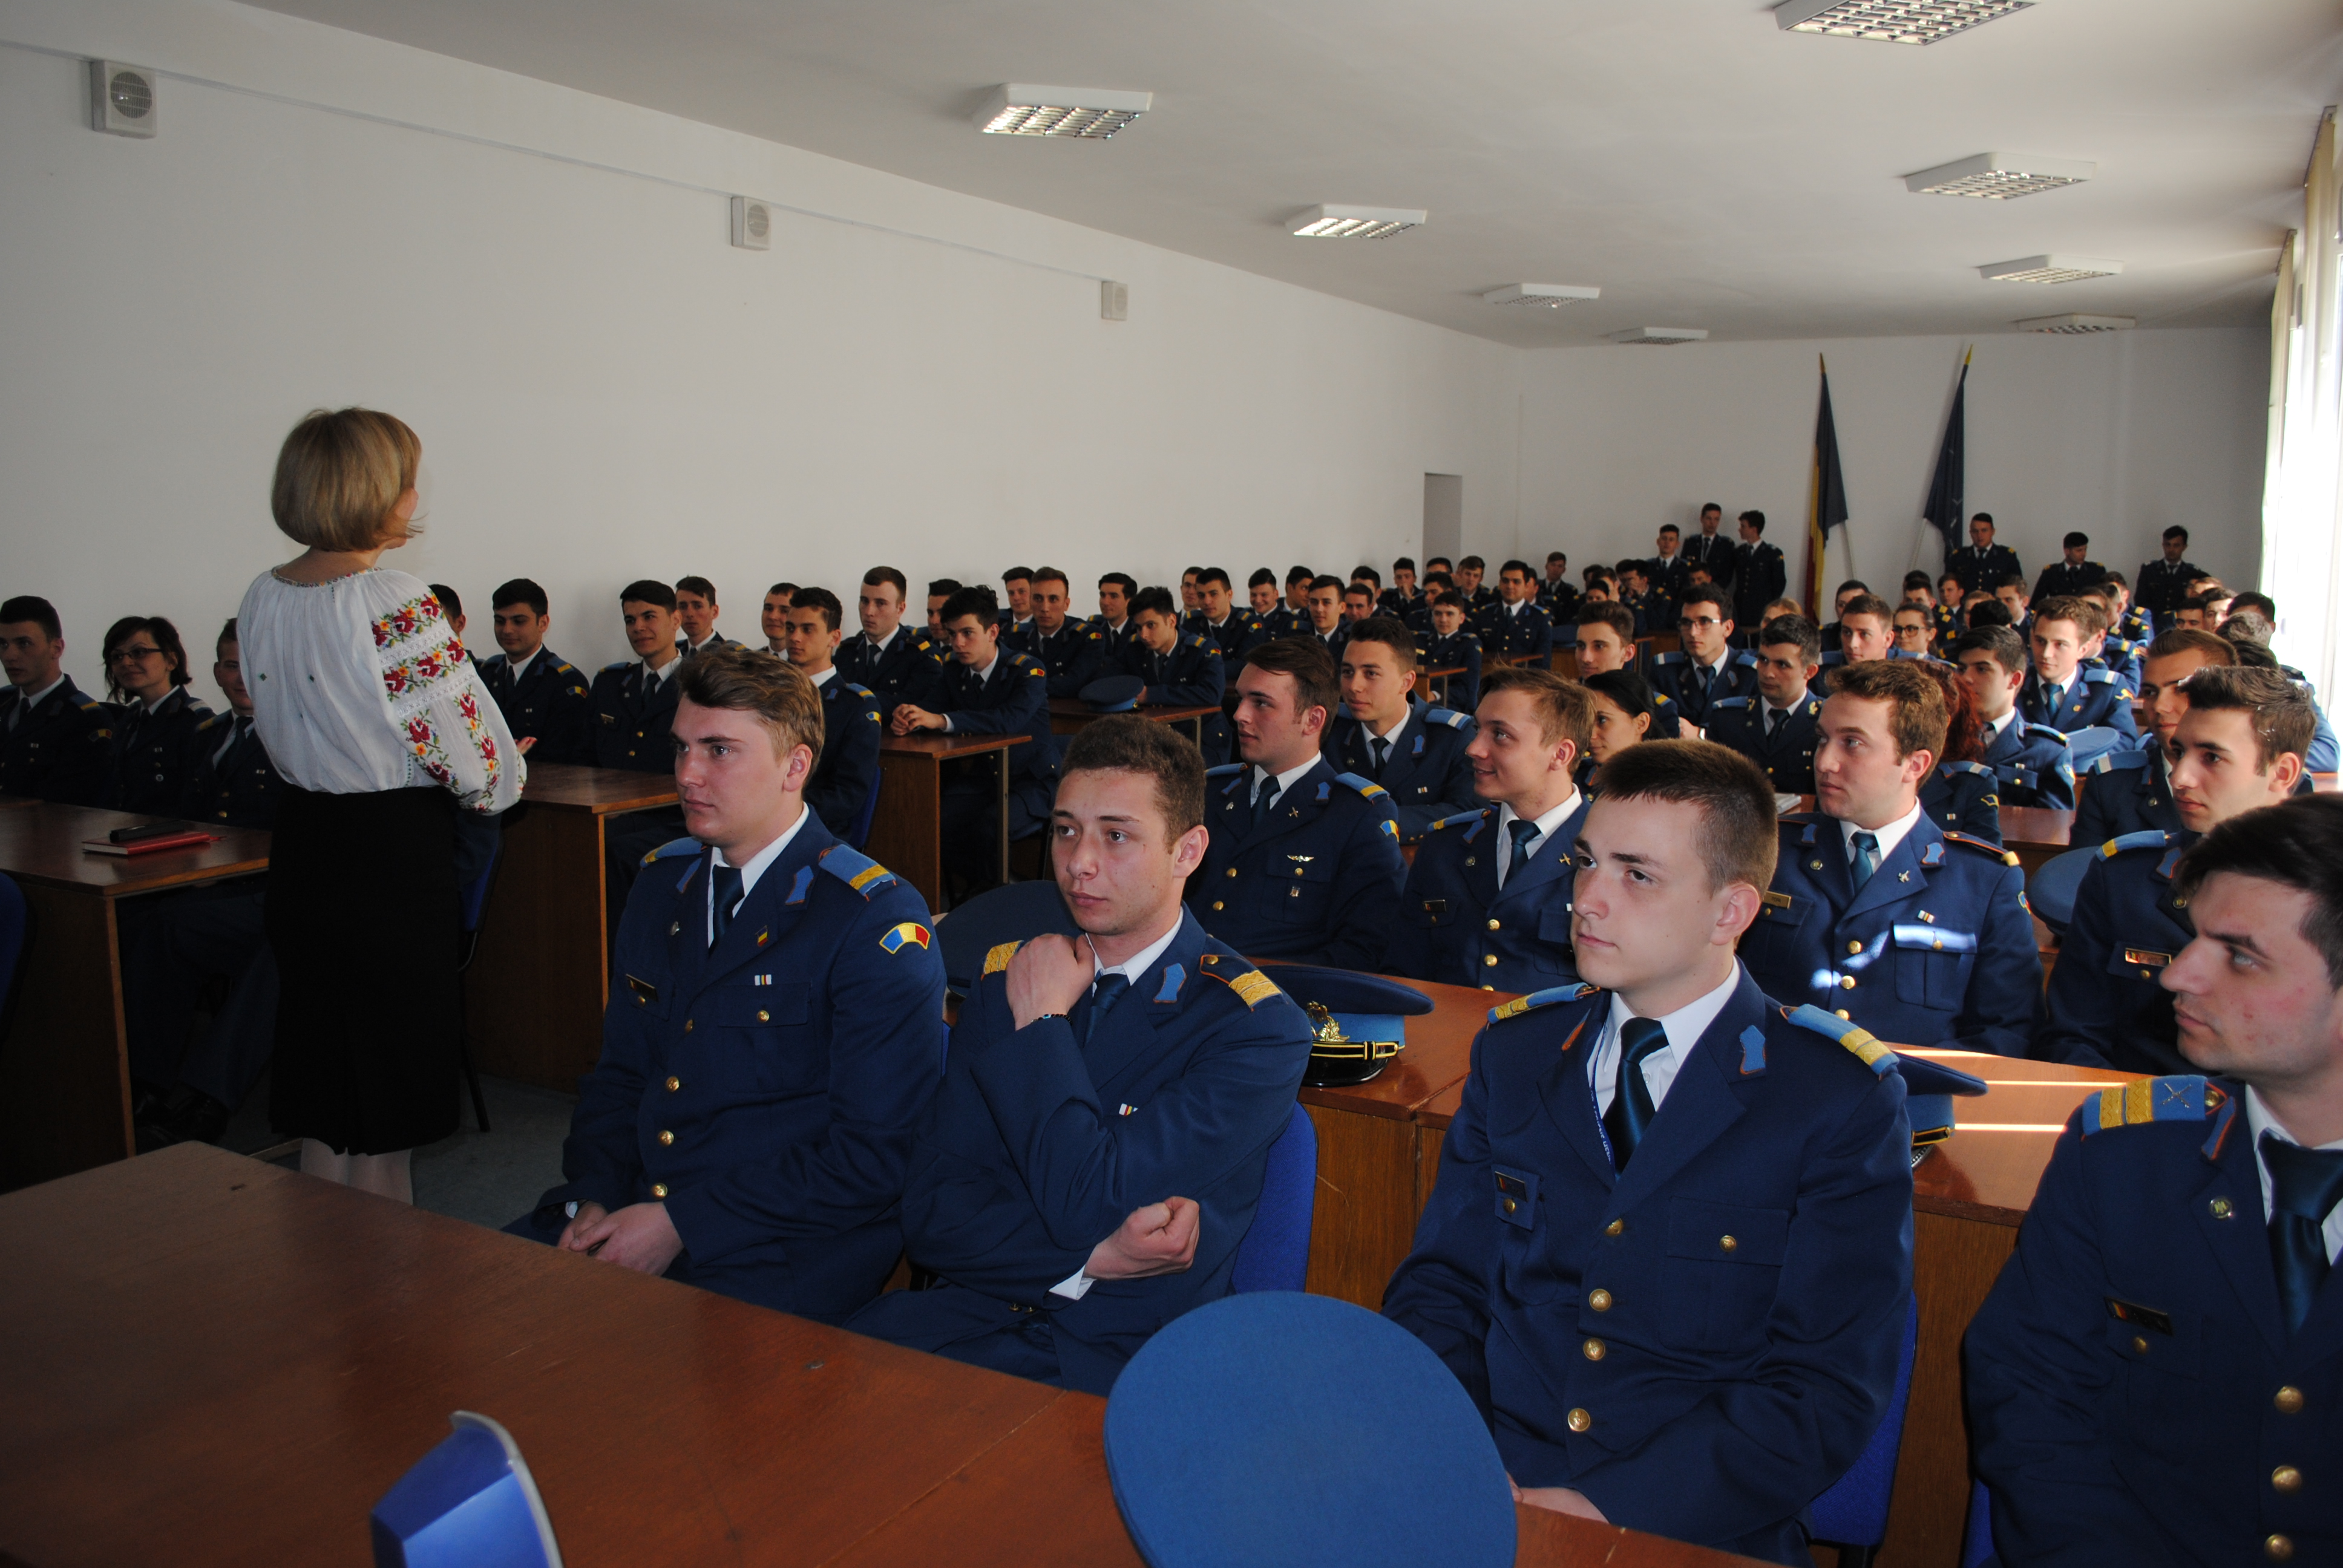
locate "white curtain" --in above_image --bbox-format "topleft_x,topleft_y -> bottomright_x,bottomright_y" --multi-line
2262,111 -> 2343,702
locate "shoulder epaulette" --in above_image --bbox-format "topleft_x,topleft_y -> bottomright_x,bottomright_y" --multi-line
1197,952 -> 1281,1009
1710,696 -> 1753,711
1652,693 -> 1676,709
553,661 -> 577,676
601,658 -> 632,671
1732,650 -> 1759,667
75,694 -> 104,712
194,713 -> 225,734
1941,760 -> 1994,779
2079,1074 -> 2226,1136
981,939 -> 1023,977
1782,1003 -> 1896,1076
1205,762 -> 1246,778
1944,829 -> 2022,867
1777,811 -> 1821,829
1487,982 -> 1600,1025
2101,829 -> 2178,858
2081,667 -> 2122,686
642,836 -> 701,866
1424,707 -> 1469,728
2022,723 -> 2072,747
1652,652 -> 1686,667
1186,635 -> 1209,650
817,843 -> 900,898
1332,771 -> 1388,800
837,679 -> 877,700
1429,807 -> 1492,832
2086,746 -> 2150,775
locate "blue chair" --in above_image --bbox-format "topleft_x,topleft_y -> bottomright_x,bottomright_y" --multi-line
1962,1478 -> 1996,1568
1807,1294 -> 1921,1567
0,873 -> 27,1026
932,878 -> 1080,993
2026,844 -> 2099,936
452,840 -> 502,1134
846,759 -> 882,851
1231,1103 -> 1317,1294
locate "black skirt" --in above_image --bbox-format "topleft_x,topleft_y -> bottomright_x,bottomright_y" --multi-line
265,785 -> 460,1154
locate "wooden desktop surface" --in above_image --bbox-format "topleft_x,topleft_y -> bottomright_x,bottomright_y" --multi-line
879,731 -> 1027,762
0,803 -> 269,895
1046,699 -> 1219,735
514,759 -> 681,814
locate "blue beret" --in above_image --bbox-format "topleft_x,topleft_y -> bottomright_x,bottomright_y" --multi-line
1265,965 -> 1432,1087
1080,675 -> 1146,712
1105,1293 -> 1515,1568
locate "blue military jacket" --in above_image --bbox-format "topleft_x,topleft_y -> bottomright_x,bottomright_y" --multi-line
1416,629 -> 1484,713
2039,831 -> 2194,1076
1477,601 -> 1555,661
1739,812 -> 2041,1057
1965,1077 -> 2342,1566
0,676 -> 112,804
589,658 -> 683,773
1948,542 -> 2024,596
1704,691 -> 1819,794
893,912 -> 1314,1393
539,817 -> 946,1321
1384,974 -> 1913,1565
837,626 -> 948,713
1645,650 -> 1760,730
1982,714 -> 2076,809
480,645 -> 592,766
2073,745 -> 2182,843
103,685 -> 214,815
1921,760 -> 2003,843
179,711 -> 282,831
1322,701 -> 1480,840
1113,633 -> 1226,710
1190,758 -> 1404,972
2020,667 -> 2138,740
1006,618 -> 1107,698
1190,611 -> 1268,671
940,651 -> 1057,811
806,673 -> 882,844
1388,798 -> 1589,993
1732,541 -> 1788,630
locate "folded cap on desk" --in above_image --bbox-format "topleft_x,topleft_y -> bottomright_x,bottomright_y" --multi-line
1105,1292 -> 1515,1568
1268,965 -> 1434,1088
371,1411 -> 562,1568
1078,675 -> 1145,713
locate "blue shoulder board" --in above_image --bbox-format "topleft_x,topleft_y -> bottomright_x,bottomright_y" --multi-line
2022,723 -> 2072,747
2078,1074 -> 2227,1136
1710,696 -> 1753,711
1429,808 -> 1491,832
1424,707 -> 1469,728
1333,771 -> 1389,800
601,658 -> 632,671
1652,652 -> 1686,667
643,835 -> 701,866
2101,829 -> 2179,858
1782,1003 -> 1898,1076
1487,982 -> 1600,1025
2086,746 -> 2149,775
1732,650 -> 1759,667
818,843 -> 900,898
2082,667 -> 2120,686
1941,760 -> 1994,779
1205,763 -> 1246,778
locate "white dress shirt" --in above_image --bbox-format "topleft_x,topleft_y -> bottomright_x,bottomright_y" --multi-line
503,648 -> 542,685
1250,756 -> 1320,813
2247,1088 -> 2343,1265
806,665 -> 836,691
8,674 -> 66,728
1496,790 -> 1581,887
1586,965 -> 1742,1118
705,806 -> 810,945
1840,800 -> 1925,871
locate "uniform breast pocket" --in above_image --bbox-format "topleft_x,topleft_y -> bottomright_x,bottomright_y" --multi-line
707,985 -> 819,1093
2104,1302 -> 2203,1429
1533,906 -> 1577,973
1891,925 -> 1975,1011
1410,895 -> 1456,929
1273,859 -> 1335,923
1738,897 -> 1810,969
1662,1198 -> 1791,1350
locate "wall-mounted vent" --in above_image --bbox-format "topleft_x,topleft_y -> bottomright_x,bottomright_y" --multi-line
90,60 -> 157,137
730,197 -> 772,251
1604,327 -> 1709,346
1101,281 -> 1129,321
1981,255 -> 2125,284
2016,314 -> 2135,335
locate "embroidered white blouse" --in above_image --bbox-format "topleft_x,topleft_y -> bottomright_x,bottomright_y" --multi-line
237,566 -> 522,813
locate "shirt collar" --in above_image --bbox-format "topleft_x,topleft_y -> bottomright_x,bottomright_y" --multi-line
1769,685 -> 1809,716
1840,799 -> 1925,867
712,806 -> 811,906
807,664 -> 836,689
867,626 -> 900,655
641,655 -> 675,686
1092,916 -> 1184,984
1498,790 -> 1581,845
1253,756 -> 1320,801
1368,708 -> 1412,748
506,648 -> 542,682
688,631 -> 722,653
969,653 -> 1000,684
15,675 -> 65,711
1599,963 -> 1740,1091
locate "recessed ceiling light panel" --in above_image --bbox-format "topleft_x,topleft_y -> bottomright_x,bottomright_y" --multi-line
1605,327 -> 1709,346
1483,284 -> 1602,308
1775,0 -> 2033,45
1906,152 -> 2095,199
978,84 -> 1152,139
2016,314 -> 2136,334
1980,255 -> 2126,284
1290,205 -> 1428,239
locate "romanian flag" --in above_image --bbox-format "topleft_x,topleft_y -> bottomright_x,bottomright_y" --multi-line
880,921 -> 932,955
1804,357 -> 1852,617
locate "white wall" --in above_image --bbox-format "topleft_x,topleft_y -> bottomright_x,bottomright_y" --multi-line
0,0 -> 1521,707
1515,328 -> 2269,609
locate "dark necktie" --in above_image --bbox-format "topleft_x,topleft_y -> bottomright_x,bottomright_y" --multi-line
216,716 -> 251,768
709,861 -> 743,950
1504,817 -> 1540,883
1850,831 -> 1881,889
2264,1132 -> 2343,1336
1082,973 -> 1130,1044
1251,776 -> 1281,829
2042,682 -> 2063,717
1765,706 -> 1784,737
1369,737 -> 1391,777
1602,1018 -> 1670,1170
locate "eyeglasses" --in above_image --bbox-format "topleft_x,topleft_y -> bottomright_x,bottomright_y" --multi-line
108,645 -> 164,664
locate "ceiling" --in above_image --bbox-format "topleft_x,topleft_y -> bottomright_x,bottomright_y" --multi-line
247,0 -> 2343,345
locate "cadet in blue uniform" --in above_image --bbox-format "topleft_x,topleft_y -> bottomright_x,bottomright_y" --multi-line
1965,794 -> 2343,1568
479,578 -> 592,766
2132,525 -> 2204,633
1375,556 -> 1422,621
510,650 -> 946,1322
1389,666 -> 1590,993
1418,592 -> 1486,713
97,615 -> 213,815
776,587 -> 882,843
850,718 -> 1314,1393
2019,596 -> 2138,740
1245,569 -> 1299,639
1384,740 -> 1913,1566
1953,626 -> 2077,808
1190,636 -> 1403,972
1090,571 -> 1143,653
1573,601 -> 1682,739
1480,560 -> 1555,661
1538,552 -> 1582,625
1740,659 -> 2041,1057
591,579 -> 688,774
1323,618 -> 1478,841
0,595 -> 113,804
1731,512 -> 1788,635
1005,567 -> 1107,698
837,566 -> 949,712
1947,512 -> 2024,598
1645,586 -> 1758,731
2073,626 -> 2232,841
1922,760 -> 2003,843
671,575 -> 742,660
2030,531 -> 2108,604
1706,613 -> 1823,794
1680,505 -> 1736,590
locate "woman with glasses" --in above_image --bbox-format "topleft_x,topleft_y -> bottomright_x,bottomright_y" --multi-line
100,615 -> 212,815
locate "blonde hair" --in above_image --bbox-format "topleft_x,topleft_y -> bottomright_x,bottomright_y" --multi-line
270,407 -> 422,552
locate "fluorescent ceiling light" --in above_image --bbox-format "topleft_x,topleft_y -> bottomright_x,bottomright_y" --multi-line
1906,152 -> 2095,199
1291,205 -> 1427,239
1483,284 -> 1602,308
1775,0 -> 2033,45
978,84 -> 1152,139
1605,327 -> 1708,346
1980,255 -> 2126,284
2016,314 -> 2136,334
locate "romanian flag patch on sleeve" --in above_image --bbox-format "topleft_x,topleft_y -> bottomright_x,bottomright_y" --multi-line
880,921 -> 932,955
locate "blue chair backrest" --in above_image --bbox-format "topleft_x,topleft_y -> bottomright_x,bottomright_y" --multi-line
458,836 -> 503,936
0,873 -> 26,1021
934,879 -> 1081,992
1962,1478 -> 1996,1568
2026,844 -> 2099,937
1231,1102 -> 1317,1295
1808,1293 -> 1921,1550
846,762 -> 883,851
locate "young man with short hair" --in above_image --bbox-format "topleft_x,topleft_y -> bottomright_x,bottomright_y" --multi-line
1178,567 -> 1203,617
925,578 -> 962,633
1190,567 -> 1267,673
1683,502 -> 1736,589
1950,511 -> 2023,598
592,580 -> 689,774
1323,617 -> 1478,840
2033,531 -> 2107,604
1378,557 -> 1420,620
1419,592 -> 1485,713
2019,594 -> 2138,740
1114,586 -> 1230,762
850,717 -> 1314,1393
1706,614 -> 1824,794
1539,550 -> 1582,624
1575,601 -> 1680,738
1388,666 -> 1590,991
2073,628 -> 2234,841
1094,572 -> 1140,651
1733,511 -> 1788,633
1455,555 -> 1495,611
2132,524 -> 2203,632
1952,626 -> 2077,809
837,567 -> 949,711
1833,592 -> 1895,666
1304,573 -> 1350,658
1282,564 -> 1316,621
673,576 -> 738,658
1247,568 -> 1289,635
1740,658 -> 2042,1057
1385,740 -> 1915,1564
1966,792 -> 2343,1566
0,593 -> 110,803
513,648 -> 946,1322
1340,581 -> 1378,627
1000,567 -> 1034,633
1648,524 -> 1689,607
1992,574 -> 2033,633
2043,666 -> 2314,1076
781,587 -> 882,841
1646,584 -> 1757,729
1008,566 -> 1106,698
479,577 -> 592,766
759,582 -> 796,655
1482,560 -> 1555,660
1190,636 -> 1403,970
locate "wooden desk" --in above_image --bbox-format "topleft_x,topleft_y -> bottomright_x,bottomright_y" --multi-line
870,733 -> 1026,913
1416,662 -> 1466,704
0,805 -> 270,1187
0,1145 -> 1752,1568
1999,805 -> 2074,877
463,763 -> 678,1093
1548,648 -> 1580,679
1047,698 -> 1218,751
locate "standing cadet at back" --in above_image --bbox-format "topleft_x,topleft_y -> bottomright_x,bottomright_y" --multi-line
478,578 -> 592,766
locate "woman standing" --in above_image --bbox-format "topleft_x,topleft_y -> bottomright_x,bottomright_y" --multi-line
238,408 -> 520,1201
99,615 -> 212,815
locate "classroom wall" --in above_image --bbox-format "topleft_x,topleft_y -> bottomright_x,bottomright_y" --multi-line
0,0 -> 1521,708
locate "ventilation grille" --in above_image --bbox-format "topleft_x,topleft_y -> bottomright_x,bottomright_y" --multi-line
1292,205 -> 1428,239
980,86 -> 1153,139
1483,284 -> 1602,309
1605,327 -> 1709,346
730,197 -> 772,251
1981,255 -> 2125,284
88,59 -> 157,137
1906,152 -> 2094,200
1775,0 -> 2033,44
2016,314 -> 2136,335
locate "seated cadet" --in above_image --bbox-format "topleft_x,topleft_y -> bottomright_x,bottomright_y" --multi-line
1302,575 -> 1351,661
1341,581 -> 1379,630
1384,740 -> 1913,1565
850,718 -> 1313,1392
1888,603 -> 1940,663
1007,566 -> 1106,699
2102,569 -> 2153,645
479,577 -> 592,766
778,587 -> 881,841
2223,625 -> 2342,773
672,575 -> 741,659
1245,569 -> 1294,638
1189,635 -> 1404,971
758,581 -> 795,655
1539,550 -> 1582,625
1911,659 -> 2004,844
98,615 -> 212,815
1178,567 -> 1204,621
2042,668 -> 2313,1076
1931,575 -> 1966,652
1645,585 -> 1757,733
510,649 -> 945,1321
1479,560 -> 1555,662
1000,567 -> 1034,638
1952,626 -> 2077,809
1389,665 -> 1590,993
1276,564 -> 1316,633
1582,670 -> 1656,792
0,594 -> 112,803
1706,612 -> 1822,795
2020,595 -> 2138,741
837,566 -> 949,712
1739,659 -> 2040,1057
1323,616 -> 1478,841
1829,592 -> 1895,666
1965,793 -> 2343,1567
1574,601 -> 1680,738
892,584 -> 1057,894
1406,570 -> 1453,633
926,578 -> 962,633
1378,555 -> 1422,620
1455,555 -> 1498,615
1190,567 -> 1265,759
597,580 -> 696,898
2073,627 -> 2232,841
2080,582 -> 2143,690
1092,572 -> 1141,653
1112,585 -> 1230,760
1417,591 -> 1485,713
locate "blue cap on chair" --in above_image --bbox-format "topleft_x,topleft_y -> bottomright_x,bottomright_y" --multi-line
371,1412 -> 562,1567
1263,965 -> 1433,1088
1080,675 -> 1146,712
2026,844 -> 2098,937
1106,1292 -> 1515,1568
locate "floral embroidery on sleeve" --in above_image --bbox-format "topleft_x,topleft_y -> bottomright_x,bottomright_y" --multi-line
374,592 -> 509,810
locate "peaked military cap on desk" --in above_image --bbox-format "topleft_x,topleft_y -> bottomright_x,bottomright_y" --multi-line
370,1411 -> 562,1568
1104,1292 -> 1515,1568
1078,674 -> 1146,713
1783,1004 -> 1988,1153
1263,965 -> 1434,1086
